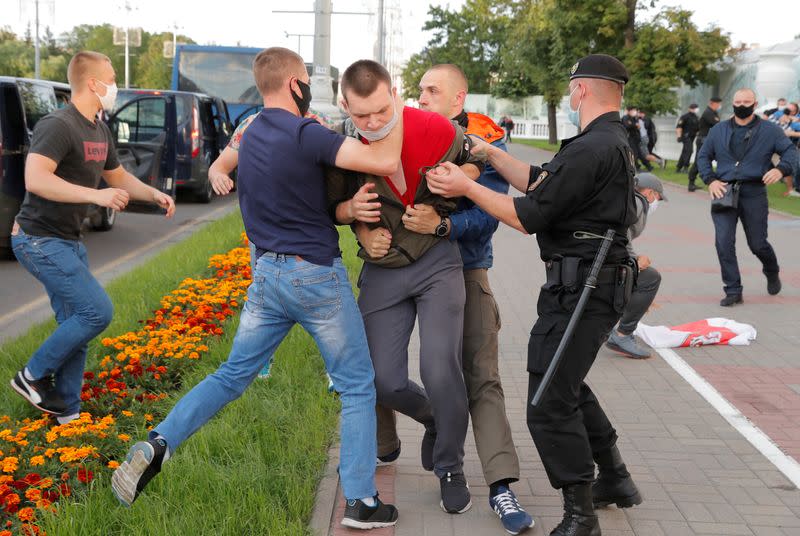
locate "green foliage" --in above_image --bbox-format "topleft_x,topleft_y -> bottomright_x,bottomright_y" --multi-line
0,24 -> 193,88
498,0 -> 626,103
405,0 -> 730,129
622,8 -> 729,114
399,0 -> 517,98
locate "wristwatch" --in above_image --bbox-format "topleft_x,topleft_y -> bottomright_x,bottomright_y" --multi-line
434,217 -> 449,237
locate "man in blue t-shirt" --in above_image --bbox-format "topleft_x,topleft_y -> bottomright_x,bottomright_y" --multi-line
112,47 -> 404,530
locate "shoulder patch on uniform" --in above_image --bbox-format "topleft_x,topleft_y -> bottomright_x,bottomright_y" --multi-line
528,170 -> 549,192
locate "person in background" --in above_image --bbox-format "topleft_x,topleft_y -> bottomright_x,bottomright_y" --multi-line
687,96 -> 722,192
675,104 -> 699,173
697,88 -> 797,306
606,172 -> 666,360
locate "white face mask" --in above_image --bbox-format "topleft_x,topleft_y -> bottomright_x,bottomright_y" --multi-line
353,103 -> 399,142
648,199 -> 660,214
94,80 -> 118,113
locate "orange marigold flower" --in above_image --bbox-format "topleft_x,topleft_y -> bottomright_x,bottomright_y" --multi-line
107,460 -> 120,469
38,478 -> 52,489
24,489 -> 41,502
29,456 -> 44,467
17,507 -> 35,521
1,457 -> 18,474
121,411 -> 134,417
144,414 -> 153,422
0,530 -> 11,536
117,434 -> 131,442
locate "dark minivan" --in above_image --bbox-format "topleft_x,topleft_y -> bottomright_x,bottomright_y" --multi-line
110,89 -> 232,203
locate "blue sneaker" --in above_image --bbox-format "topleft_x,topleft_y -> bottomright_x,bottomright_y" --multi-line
326,373 -> 336,394
257,360 -> 273,380
489,486 -> 534,535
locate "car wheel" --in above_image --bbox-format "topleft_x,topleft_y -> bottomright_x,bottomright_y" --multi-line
195,177 -> 214,204
93,206 -> 117,231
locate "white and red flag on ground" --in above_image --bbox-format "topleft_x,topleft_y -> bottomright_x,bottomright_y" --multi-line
634,318 -> 757,348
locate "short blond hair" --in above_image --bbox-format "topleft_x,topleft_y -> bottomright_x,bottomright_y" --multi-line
428,64 -> 468,93
253,47 -> 306,96
67,51 -> 112,90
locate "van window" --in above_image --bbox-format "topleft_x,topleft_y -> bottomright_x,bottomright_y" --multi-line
176,95 -> 191,125
17,81 -> 57,130
110,97 -> 167,143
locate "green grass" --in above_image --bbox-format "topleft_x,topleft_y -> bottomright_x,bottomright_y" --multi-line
511,139 -> 800,217
0,211 -> 362,535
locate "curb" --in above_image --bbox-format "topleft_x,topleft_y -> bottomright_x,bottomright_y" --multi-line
310,443 -> 341,536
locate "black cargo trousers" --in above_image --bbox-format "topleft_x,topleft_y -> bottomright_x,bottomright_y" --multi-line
525,264 -> 630,489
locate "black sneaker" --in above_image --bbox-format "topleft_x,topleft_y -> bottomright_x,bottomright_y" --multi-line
10,370 -> 67,415
341,496 -> 399,529
111,437 -> 168,507
767,273 -> 781,295
440,472 -> 471,514
377,442 -> 401,466
421,427 -> 436,471
720,294 -> 743,307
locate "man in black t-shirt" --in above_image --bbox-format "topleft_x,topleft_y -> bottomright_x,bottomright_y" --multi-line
687,97 -> 722,191
675,104 -> 699,173
10,51 -> 175,423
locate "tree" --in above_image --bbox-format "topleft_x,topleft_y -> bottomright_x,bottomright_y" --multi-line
623,8 -> 729,114
135,32 -> 195,89
399,0 -> 517,98
499,0 -> 627,143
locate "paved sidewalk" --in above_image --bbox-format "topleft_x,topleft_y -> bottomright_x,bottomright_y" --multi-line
319,143 -> 800,535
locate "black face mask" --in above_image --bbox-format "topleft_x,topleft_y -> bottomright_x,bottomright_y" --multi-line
733,104 -> 755,119
291,79 -> 312,116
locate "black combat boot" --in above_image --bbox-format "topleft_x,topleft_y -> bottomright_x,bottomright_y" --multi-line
592,445 -> 642,509
550,483 -> 600,536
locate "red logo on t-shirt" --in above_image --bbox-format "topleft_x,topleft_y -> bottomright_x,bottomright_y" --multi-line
83,141 -> 108,162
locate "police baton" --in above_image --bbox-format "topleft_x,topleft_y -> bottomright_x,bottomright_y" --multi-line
531,229 -> 616,407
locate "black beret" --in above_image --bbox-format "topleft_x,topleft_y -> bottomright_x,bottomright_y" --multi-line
569,54 -> 629,84
710,96 -> 722,103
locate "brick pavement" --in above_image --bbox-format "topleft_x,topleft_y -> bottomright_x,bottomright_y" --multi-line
319,143 -> 800,535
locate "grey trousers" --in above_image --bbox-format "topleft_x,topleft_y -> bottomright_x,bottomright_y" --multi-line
618,266 -> 661,335
359,240 -> 469,478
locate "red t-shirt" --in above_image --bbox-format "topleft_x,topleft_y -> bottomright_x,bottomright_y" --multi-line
362,106 -> 455,206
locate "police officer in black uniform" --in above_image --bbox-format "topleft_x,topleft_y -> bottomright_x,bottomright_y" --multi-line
687,97 -> 722,191
675,103 -> 699,173
425,54 -> 642,536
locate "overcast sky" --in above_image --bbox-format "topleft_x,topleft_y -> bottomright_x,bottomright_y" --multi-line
5,0 -> 798,71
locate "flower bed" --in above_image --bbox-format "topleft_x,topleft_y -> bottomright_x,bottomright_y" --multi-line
0,238 -> 251,535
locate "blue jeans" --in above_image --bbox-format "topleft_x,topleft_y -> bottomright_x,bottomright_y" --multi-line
11,228 -> 113,415
711,181 -> 779,296
154,253 -> 378,500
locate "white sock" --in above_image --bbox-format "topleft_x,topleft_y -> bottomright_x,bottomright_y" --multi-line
154,434 -> 171,461
23,367 -> 36,381
56,413 -> 79,425
360,496 -> 376,507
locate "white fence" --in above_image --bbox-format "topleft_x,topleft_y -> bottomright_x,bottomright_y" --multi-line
510,119 -> 578,141
509,116 -> 687,163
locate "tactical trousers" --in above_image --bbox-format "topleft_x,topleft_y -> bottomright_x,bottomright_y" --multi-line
677,136 -> 695,170
688,137 -> 705,184
525,280 -> 622,489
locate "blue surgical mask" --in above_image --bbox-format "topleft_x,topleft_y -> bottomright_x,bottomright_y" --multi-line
567,85 -> 582,128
